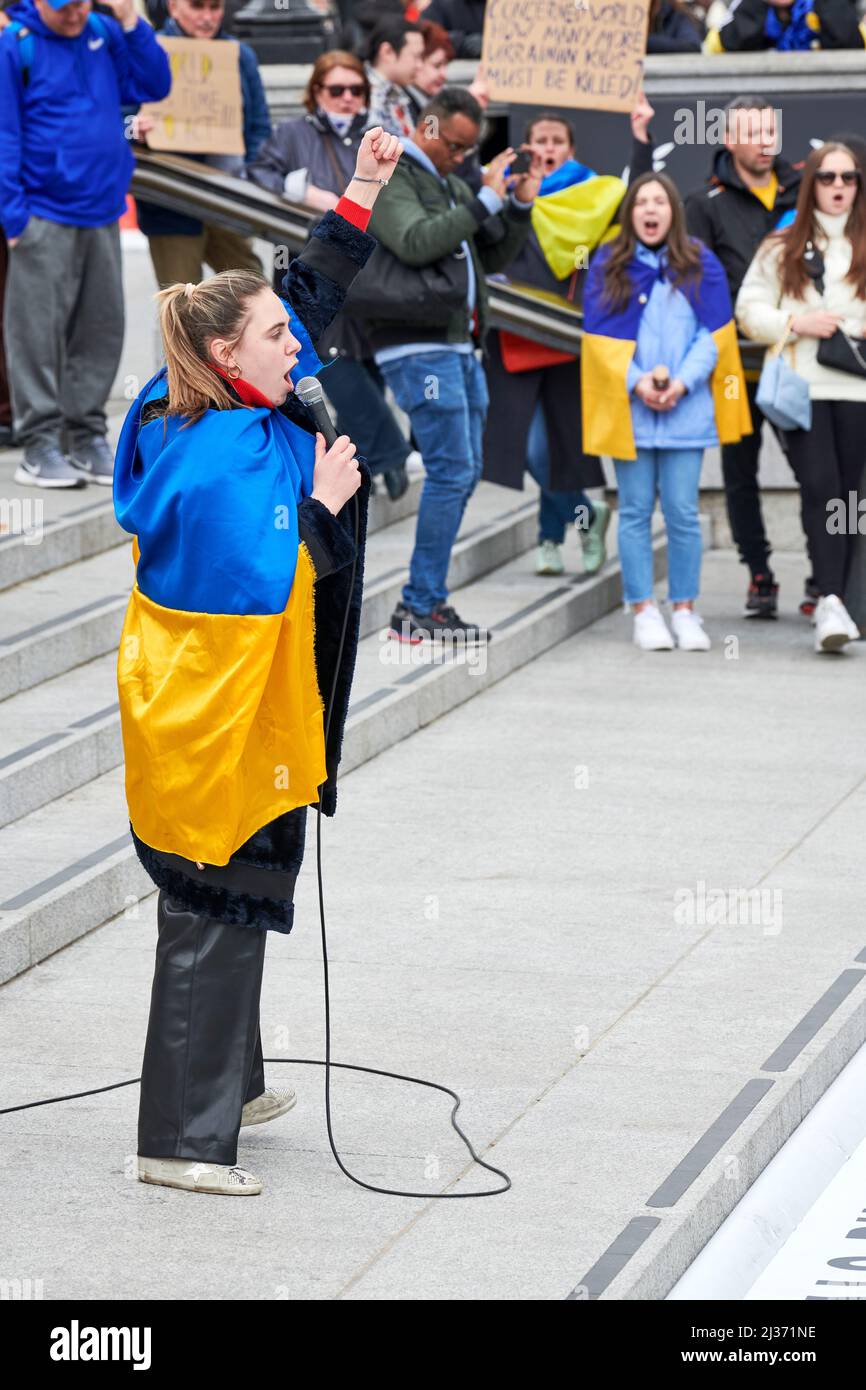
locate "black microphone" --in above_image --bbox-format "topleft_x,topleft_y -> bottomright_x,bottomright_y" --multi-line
295,376 -> 339,448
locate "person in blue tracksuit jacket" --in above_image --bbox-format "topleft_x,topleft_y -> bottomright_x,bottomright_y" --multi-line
0,0 -> 171,487
133,0 -> 271,290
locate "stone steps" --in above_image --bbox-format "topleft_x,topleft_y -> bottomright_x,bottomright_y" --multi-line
0,485 -> 657,984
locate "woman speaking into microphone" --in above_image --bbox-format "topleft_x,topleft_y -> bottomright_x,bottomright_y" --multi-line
112,129 -> 402,1197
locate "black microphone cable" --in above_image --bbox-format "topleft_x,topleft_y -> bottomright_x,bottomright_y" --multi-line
304,483 -> 510,1199
0,390 -> 511,1202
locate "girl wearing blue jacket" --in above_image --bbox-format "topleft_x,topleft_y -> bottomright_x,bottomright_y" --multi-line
582,173 -> 750,651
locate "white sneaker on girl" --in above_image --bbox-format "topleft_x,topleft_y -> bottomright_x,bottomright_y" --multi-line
633,603 -> 674,650
814,594 -> 858,652
671,607 -> 711,651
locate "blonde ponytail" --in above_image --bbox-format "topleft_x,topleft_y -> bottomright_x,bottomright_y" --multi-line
155,269 -> 271,426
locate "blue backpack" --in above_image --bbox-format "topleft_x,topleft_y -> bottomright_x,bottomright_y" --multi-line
5,12 -> 110,88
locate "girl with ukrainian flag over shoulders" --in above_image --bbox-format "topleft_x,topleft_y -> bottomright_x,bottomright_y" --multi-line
581,171 -> 751,653
113,128 -> 403,1198
482,97 -> 656,580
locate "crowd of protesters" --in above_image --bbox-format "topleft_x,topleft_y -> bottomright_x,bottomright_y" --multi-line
0,0 -> 864,656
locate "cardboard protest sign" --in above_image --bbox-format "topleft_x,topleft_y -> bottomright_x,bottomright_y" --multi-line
482,0 -> 651,114
140,38 -> 244,156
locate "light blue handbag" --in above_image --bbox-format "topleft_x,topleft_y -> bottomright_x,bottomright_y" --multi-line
755,318 -> 812,431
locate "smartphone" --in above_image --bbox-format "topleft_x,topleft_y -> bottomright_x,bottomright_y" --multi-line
510,149 -> 532,176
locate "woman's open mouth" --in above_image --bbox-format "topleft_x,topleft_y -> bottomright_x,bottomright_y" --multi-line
641,219 -> 660,236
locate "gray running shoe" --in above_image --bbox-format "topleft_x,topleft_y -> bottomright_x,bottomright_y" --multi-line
14,440 -> 86,489
67,434 -> 115,485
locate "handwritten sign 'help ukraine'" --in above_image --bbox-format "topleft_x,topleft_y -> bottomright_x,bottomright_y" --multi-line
482,0 -> 650,113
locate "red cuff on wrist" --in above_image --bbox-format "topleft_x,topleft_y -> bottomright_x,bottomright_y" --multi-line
335,195 -> 371,232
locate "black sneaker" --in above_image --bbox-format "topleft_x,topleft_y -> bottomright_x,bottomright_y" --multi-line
744,573 -> 778,619
799,576 -> 819,618
388,601 -> 491,645
383,464 -> 409,501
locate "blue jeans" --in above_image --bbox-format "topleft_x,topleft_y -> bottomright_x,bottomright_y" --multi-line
378,350 -> 488,613
613,447 -> 704,604
525,405 -> 592,544
319,355 -> 408,476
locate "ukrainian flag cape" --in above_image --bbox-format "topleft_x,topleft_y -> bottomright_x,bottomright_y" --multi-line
529,159 -> 626,281
113,307 -> 329,867
581,241 -> 752,460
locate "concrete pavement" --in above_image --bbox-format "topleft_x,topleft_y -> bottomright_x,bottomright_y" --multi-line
1,547 -> 864,1300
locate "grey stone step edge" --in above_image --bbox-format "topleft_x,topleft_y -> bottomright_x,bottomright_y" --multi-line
0,495 -> 539,824
0,533 -> 667,987
0,497 -> 120,594
0,477 -> 467,700
0,474 -> 424,595
572,955 -> 866,1301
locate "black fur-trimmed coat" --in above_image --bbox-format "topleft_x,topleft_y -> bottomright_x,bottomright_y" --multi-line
130,210 -> 376,932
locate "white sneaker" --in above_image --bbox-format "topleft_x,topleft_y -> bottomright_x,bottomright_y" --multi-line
671,606 -> 712,651
633,603 -> 674,650
536,540 -> 564,575
240,1085 -> 297,1128
405,449 -> 425,476
814,594 -> 858,651
137,1156 -> 263,1195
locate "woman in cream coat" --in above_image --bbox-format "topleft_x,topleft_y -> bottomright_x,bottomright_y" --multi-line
736,142 -> 866,653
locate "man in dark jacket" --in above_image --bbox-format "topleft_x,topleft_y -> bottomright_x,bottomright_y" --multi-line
364,13 -> 423,137
704,0 -> 865,50
647,0 -> 703,50
134,0 -> 271,287
365,86 -> 539,643
685,96 -> 803,617
0,0 -> 171,486
424,0 -> 486,58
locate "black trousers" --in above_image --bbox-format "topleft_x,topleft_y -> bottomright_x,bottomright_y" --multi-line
783,399 -> 866,600
722,377 -> 782,578
138,891 -> 268,1166
482,331 -> 604,493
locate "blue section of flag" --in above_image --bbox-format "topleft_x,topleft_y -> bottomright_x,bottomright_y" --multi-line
114,369 -> 318,618
583,241 -> 735,340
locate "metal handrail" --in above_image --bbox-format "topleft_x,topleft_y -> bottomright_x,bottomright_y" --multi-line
131,151 -> 764,367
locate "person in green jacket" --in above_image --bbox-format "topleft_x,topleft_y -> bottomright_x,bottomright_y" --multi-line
364,86 -> 541,644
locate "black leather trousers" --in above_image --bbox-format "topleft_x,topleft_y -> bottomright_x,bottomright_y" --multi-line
137,890 -> 268,1166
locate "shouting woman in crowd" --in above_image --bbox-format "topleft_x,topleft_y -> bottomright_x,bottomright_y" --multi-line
582,172 -> 751,650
